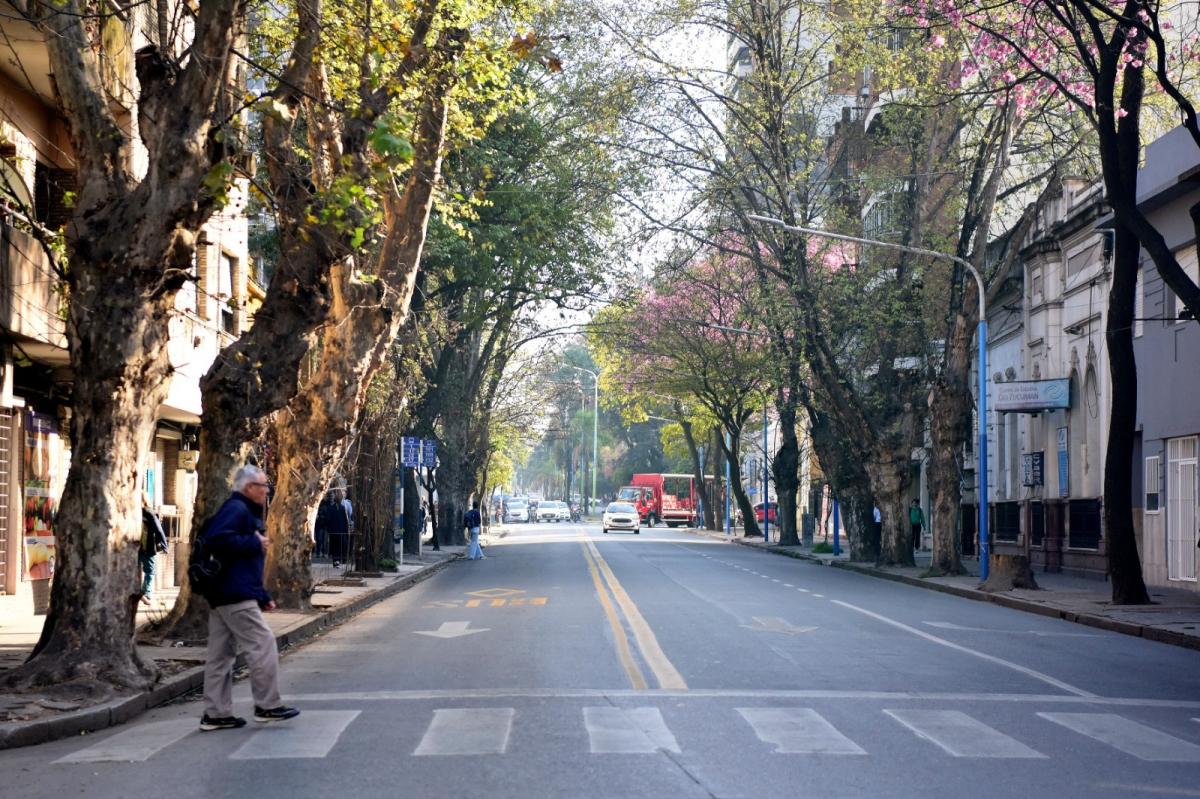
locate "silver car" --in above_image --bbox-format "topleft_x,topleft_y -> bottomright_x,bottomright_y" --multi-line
505,501 -> 529,523
602,502 -> 640,534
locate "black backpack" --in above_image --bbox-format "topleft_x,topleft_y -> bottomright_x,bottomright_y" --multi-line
187,532 -> 223,597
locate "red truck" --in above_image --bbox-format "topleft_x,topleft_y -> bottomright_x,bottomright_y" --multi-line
615,473 -> 698,527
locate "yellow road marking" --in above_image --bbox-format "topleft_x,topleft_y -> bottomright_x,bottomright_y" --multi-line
490,599 -> 506,607
531,597 -> 547,606
586,541 -> 688,691
465,599 -> 482,608
580,542 -> 648,690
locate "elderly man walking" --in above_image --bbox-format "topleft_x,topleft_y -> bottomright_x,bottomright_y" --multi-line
196,465 -> 300,731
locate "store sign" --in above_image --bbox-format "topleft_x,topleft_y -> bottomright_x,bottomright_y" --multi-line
995,379 -> 1071,413
1022,452 -> 1045,486
23,411 -> 63,580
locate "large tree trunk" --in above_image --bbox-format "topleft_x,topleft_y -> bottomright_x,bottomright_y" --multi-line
7,0 -> 244,687
773,389 -> 801,546
866,450 -> 914,567
806,405 -> 878,561
435,449 -> 471,547
717,425 -> 760,538
1101,79 -> 1151,604
927,301 -> 972,576
679,418 -> 713,529
265,85 -> 452,608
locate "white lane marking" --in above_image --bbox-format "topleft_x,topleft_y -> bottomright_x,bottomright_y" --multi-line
738,707 -> 866,754
54,719 -> 195,763
1039,713 -> 1200,761
414,708 -> 515,756
1092,785 -> 1200,797
276,689 -> 1200,710
783,584 -> 795,588
830,599 -> 1095,698
583,707 -> 681,754
884,709 -> 1046,758
798,588 -> 810,593
741,616 -> 818,635
813,594 -> 825,598
924,621 -> 1103,638
230,710 -> 359,760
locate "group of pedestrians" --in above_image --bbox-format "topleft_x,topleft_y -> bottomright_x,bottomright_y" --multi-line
870,499 -> 926,553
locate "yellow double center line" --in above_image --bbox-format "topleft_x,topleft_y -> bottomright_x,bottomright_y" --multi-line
581,540 -> 687,691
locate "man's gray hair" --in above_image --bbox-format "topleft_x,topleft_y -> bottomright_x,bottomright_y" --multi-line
233,464 -> 266,492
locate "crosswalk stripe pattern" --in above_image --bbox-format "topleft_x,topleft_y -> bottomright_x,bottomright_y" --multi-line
414,708 -> 515,756
53,718 -> 196,763
229,710 -> 360,760
583,707 -> 681,754
1038,712 -> 1200,762
884,709 -> 1046,758
737,707 -> 867,755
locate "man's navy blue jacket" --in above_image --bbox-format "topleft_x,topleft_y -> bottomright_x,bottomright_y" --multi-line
200,492 -> 271,608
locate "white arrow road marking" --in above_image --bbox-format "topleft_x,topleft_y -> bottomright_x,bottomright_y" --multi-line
924,621 -> 1103,638
413,621 -> 490,639
741,616 -> 818,635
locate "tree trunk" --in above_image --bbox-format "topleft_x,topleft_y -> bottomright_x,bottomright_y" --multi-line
717,425 -> 760,538
403,466 -> 423,556
13,284 -> 173,692
866,451 -> 913,566
10,0 -> 245,684
435,450 -> 471,547
773,392 -> 801,546
807,405 -> 879,561
927,302 -> 972,576
679,419 -> 712,529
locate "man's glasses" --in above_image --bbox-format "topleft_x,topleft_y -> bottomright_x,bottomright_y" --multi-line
248,481 -> 271,489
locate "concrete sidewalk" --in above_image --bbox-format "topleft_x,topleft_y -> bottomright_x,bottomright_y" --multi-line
688,527 -> 1200,653
0,546 -> 463,749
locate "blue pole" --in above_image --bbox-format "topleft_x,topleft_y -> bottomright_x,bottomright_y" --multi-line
832,499 -> 841,556
978,319 -> 990,581
763,410 -> 769,542
724,431 -> 732,536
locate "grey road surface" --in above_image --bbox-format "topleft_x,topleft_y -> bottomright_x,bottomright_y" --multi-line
5,521 -> 1200,799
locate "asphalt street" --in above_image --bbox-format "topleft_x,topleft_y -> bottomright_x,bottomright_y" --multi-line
6,521 -> 1200,799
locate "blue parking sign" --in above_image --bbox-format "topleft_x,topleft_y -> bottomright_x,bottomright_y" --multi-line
421,439 -> 437,468
401,436 -> 421,467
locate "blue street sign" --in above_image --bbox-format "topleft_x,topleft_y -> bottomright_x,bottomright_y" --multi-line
401,436 -> 421,467
421,438 -> 438,468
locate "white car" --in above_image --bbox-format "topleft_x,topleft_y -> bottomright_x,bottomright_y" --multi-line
505,501 -> 529,523
602,502 -> 640,534
556,502 -> 572,521
536,502 -> 560,522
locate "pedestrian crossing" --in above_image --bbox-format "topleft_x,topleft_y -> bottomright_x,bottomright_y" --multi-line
51,705 -> 1200,764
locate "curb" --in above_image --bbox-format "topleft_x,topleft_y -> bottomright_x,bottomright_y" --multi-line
0,554 -> 461,750
729,537 -> 1200,655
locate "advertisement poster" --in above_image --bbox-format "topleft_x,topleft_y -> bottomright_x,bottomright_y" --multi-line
23,411 -> 64,580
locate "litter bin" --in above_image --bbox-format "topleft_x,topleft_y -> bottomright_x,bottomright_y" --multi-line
31,577 -> 51,615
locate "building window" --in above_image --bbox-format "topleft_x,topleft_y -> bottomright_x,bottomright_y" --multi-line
1145,455 -> 1160,513
1168,247 -> 1199,324
219,252 -> 236,335
1030,268 -> 1043,304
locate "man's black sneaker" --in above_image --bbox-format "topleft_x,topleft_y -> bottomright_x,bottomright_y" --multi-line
254,706 -> 301,723
200,714 -> 247,731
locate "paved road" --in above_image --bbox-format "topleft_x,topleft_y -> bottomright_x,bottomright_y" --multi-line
5,521 -> 1200,798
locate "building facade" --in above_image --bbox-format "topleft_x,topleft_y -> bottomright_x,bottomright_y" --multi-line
1132,126 -> 1200,593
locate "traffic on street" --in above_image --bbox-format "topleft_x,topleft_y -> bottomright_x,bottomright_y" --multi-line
4,521 -> 1198,799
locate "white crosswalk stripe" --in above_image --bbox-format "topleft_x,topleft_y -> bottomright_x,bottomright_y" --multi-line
584,707 -> 681,754
414,708 -> 515,756
230,710 -> 360,760
737,707 -> 866,755
1038,712 -> 1200,762
53,718 -> 196,763
884,709 -> 1046,758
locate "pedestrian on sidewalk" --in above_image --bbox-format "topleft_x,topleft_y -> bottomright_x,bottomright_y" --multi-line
196,464 -> 299,732
909,499 -> 925,553
139,497 -> 168,605
465,500 -> 484,560
872,505 -> 882,545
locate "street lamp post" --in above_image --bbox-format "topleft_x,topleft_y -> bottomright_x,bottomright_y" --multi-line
569,366 -> 599,517
746,214 -> 990,580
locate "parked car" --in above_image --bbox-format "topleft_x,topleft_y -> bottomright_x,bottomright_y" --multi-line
536,501 -> 561,522
505,501 -> 529,523
754,501 -> 779,524
602,502 -> 640,535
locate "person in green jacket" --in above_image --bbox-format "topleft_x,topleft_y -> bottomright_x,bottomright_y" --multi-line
909,499 -> 925,552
